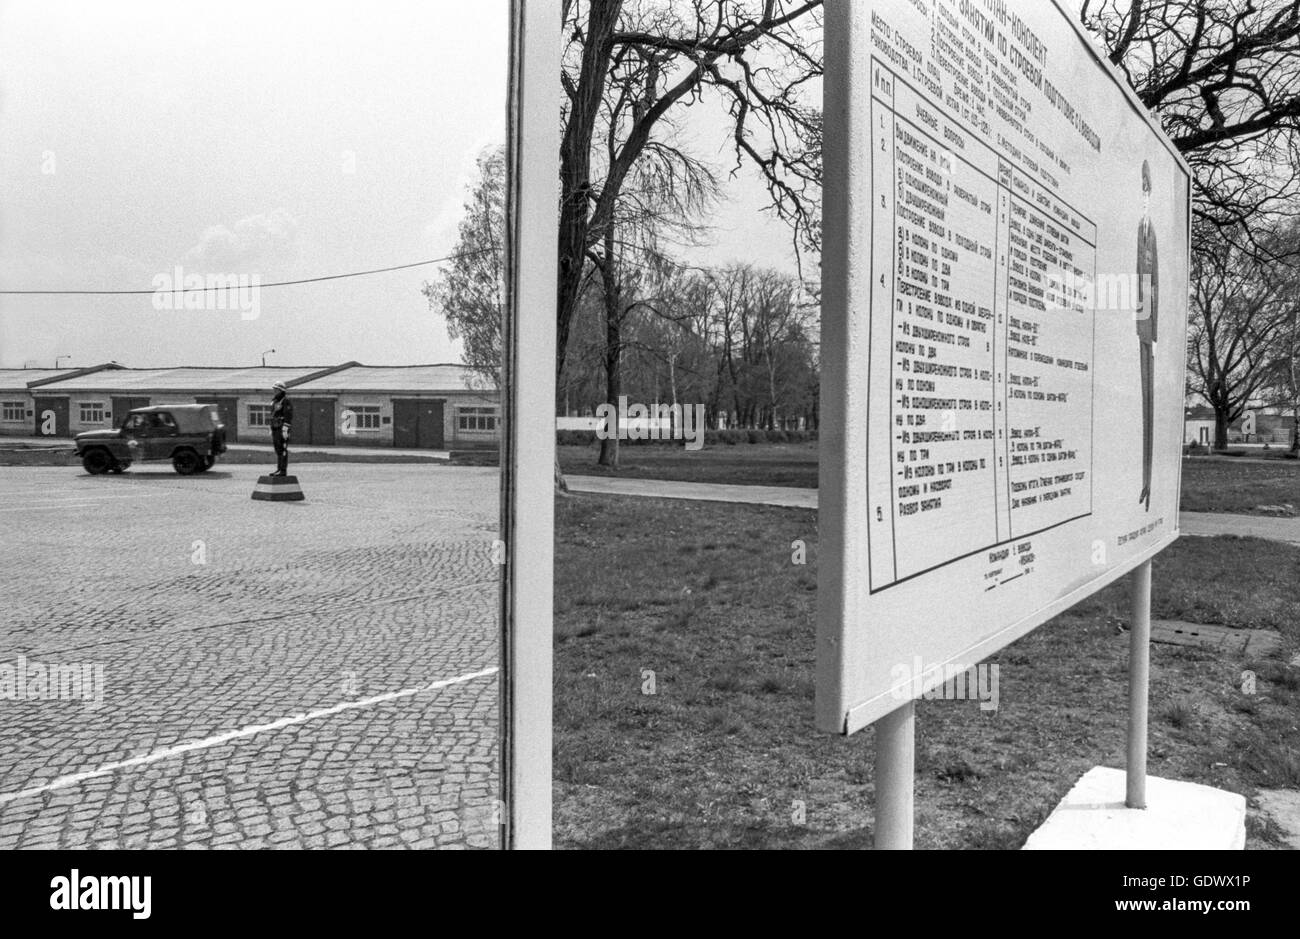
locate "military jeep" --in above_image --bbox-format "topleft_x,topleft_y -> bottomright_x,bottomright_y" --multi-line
75,404 -> 228,475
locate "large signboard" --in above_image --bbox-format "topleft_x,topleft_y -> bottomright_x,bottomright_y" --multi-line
817,0 -> 1191,734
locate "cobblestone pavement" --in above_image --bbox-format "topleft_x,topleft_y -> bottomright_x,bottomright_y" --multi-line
0,463 -> 501,849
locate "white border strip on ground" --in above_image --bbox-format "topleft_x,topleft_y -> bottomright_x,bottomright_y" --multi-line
0,666 -> 499,808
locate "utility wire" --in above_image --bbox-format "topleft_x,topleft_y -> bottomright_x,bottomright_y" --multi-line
0,248 -> 494,295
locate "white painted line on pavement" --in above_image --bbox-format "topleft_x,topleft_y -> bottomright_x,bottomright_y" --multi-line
0,490 -> 158,497
0,500 -> 158,512
0,665 -> 499,808
0,493 -> 161,506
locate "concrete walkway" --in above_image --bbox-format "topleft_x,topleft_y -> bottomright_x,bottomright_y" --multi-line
566,475 -> 817,509
565,476 -> 1300,545
1178,511 -> 1300,545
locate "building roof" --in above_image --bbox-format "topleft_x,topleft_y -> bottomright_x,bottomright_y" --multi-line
289,364 -> 489,394
29,366 -> 336,393
1184,406 -> 1215,420
7,362 -> 494,396
0,369 -> 77,391
0,362 -> 123,391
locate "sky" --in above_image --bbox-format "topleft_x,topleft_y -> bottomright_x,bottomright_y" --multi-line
0,0 -> 803,371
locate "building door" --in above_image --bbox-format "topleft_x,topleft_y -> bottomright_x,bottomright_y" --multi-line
32,396 -> 69,437
194,396 -> 239,442
305,398 -> 336,446
393,398 -> 444,449
111,396 -> 151,428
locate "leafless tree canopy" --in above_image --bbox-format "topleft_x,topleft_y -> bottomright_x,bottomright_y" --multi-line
1187,220 -> 1300,447
560,260 -> 818,431
558,0 -> 823,380
1081,0 -> 1300,250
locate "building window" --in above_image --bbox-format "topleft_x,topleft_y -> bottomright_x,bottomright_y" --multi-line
79,402 -> 107,424
248,404 -> 273,428
457,406 -> 499,432
1,401 -> 23,423
343,405 -> 381,431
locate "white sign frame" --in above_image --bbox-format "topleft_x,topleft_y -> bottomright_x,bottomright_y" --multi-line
501,0 -> 561,849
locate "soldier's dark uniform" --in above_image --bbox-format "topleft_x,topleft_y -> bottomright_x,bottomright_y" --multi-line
1136,160 -> 1158,512
271,384 -> 294,476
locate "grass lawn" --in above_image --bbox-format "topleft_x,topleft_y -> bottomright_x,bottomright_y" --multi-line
1180,458 -> 1300,516
561,442 -> 1300,516
553,494 -> 1300,849
559,441 -> 819,489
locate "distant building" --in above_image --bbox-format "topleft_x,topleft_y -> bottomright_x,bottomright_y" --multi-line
1184,404 -> 1295,446
289,364 -> 498,449
0,363 -> 124,438
1183,405 -> 1214,446
0,362 -> 498,449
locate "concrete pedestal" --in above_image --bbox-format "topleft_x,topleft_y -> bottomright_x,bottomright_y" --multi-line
252,475 -> 304,502
1022,766 -> 1245,850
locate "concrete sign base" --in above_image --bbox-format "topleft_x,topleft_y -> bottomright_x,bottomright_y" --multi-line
1022,766 -> 1245,850
252,475 -> 305,502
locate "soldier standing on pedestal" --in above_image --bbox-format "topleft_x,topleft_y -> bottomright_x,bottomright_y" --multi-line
270,381 -> 293,477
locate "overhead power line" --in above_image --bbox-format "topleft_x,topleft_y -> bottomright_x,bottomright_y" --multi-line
0,248 -> 494,296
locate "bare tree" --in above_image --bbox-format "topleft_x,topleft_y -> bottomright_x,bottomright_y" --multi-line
1081,0 -> 1300,255
558,0 -> 823,385
1187,221 -> 1297,448
583,34 -> 720,468
1255,250 -> 1300,451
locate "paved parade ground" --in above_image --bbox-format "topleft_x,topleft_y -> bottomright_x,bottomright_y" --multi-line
0,463 -> 501,849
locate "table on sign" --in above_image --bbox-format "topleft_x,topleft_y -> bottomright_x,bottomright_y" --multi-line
866,58 -> 1097,593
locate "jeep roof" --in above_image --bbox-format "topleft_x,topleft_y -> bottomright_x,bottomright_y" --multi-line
127,404 -> 224,433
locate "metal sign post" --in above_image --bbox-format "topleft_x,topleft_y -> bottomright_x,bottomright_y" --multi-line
501,0 -> 560,850
1126,560 -> 1152,809
873,700 -> 915,849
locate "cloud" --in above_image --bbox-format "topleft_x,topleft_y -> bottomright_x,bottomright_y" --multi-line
183,209 -> 300,274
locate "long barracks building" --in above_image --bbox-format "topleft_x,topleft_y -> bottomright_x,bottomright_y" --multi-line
0,362 -> 499,449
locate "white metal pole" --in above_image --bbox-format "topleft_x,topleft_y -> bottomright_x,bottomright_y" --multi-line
1126,559 -> 1152,809
874,701 -> 915,849
502,0 -> 560,850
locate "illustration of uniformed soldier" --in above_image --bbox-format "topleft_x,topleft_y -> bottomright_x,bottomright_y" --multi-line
1136,160 -> 1158,512
270,381 -> 293,477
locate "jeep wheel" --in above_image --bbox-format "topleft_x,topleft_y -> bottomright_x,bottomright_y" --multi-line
82,449 -> 112,475
172,449 -> 201,475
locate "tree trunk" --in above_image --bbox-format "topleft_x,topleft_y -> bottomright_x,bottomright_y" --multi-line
1213,408 -> 1229,451
597,317 -> 620,467
598,236 -> 621,469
